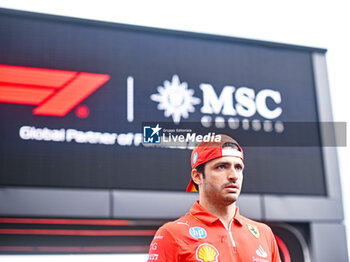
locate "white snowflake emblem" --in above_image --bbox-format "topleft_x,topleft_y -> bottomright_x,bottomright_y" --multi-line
150,75 -> 201,124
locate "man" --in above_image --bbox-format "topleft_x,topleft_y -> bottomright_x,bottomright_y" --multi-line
148,134 -> 281,262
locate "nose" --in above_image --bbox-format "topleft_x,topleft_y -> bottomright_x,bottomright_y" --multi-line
227,166 -> 239,181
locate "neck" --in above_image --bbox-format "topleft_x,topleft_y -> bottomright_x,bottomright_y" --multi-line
199,199 -> 237,228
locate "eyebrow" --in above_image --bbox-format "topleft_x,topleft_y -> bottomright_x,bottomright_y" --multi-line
214,161 -> 244,168
215,161 -> 231,166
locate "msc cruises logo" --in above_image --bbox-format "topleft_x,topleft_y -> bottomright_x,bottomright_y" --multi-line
150,74 -> 283,131
150,75 -> 201,124
0,64 -> 110,117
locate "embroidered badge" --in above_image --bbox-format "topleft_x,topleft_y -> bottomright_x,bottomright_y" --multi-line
196,243 -> 219,262
193,152 -> 198,164
189,227 -> 207,239
248,224 -> 260,239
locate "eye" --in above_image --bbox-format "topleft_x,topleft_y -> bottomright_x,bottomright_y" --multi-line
235,164 -> 243,171
216,164 -> 226,170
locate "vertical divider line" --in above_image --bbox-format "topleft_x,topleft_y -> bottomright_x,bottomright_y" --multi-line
127,76 -> 134,122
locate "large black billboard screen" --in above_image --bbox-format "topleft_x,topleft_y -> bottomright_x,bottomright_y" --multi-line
0,9 -> 326,195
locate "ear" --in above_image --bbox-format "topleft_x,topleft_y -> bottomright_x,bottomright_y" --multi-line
191,169 -> 203,187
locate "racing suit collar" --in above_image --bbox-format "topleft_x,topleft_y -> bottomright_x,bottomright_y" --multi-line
189,201 -> 243,227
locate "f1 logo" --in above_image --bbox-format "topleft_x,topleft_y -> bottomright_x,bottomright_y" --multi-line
0,64 -> 110,116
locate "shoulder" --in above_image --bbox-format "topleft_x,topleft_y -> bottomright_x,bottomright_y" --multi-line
156,215 -> 191,237
155,213 -> 190,233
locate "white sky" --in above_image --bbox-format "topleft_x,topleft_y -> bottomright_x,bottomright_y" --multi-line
0,0 -> 349,259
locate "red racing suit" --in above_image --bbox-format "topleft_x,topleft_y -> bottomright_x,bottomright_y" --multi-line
148,201 -> 281,262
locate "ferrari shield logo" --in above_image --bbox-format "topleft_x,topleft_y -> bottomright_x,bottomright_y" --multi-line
248,224 -> 260,239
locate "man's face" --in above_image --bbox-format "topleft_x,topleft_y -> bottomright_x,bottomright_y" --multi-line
200,155 -> 244,206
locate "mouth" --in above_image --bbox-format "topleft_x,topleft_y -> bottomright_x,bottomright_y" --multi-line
224,184 -> 239,192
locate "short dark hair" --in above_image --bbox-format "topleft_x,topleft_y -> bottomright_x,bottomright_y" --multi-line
193,162 -> 205,191
192,142 -> 239,191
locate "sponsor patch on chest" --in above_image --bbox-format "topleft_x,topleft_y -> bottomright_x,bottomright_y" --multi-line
196,243 -> 219,262
189,227 -> 207,239
248,224 -> 260,239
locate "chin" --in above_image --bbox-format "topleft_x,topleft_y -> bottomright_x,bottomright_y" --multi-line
222,195 -> 238,205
